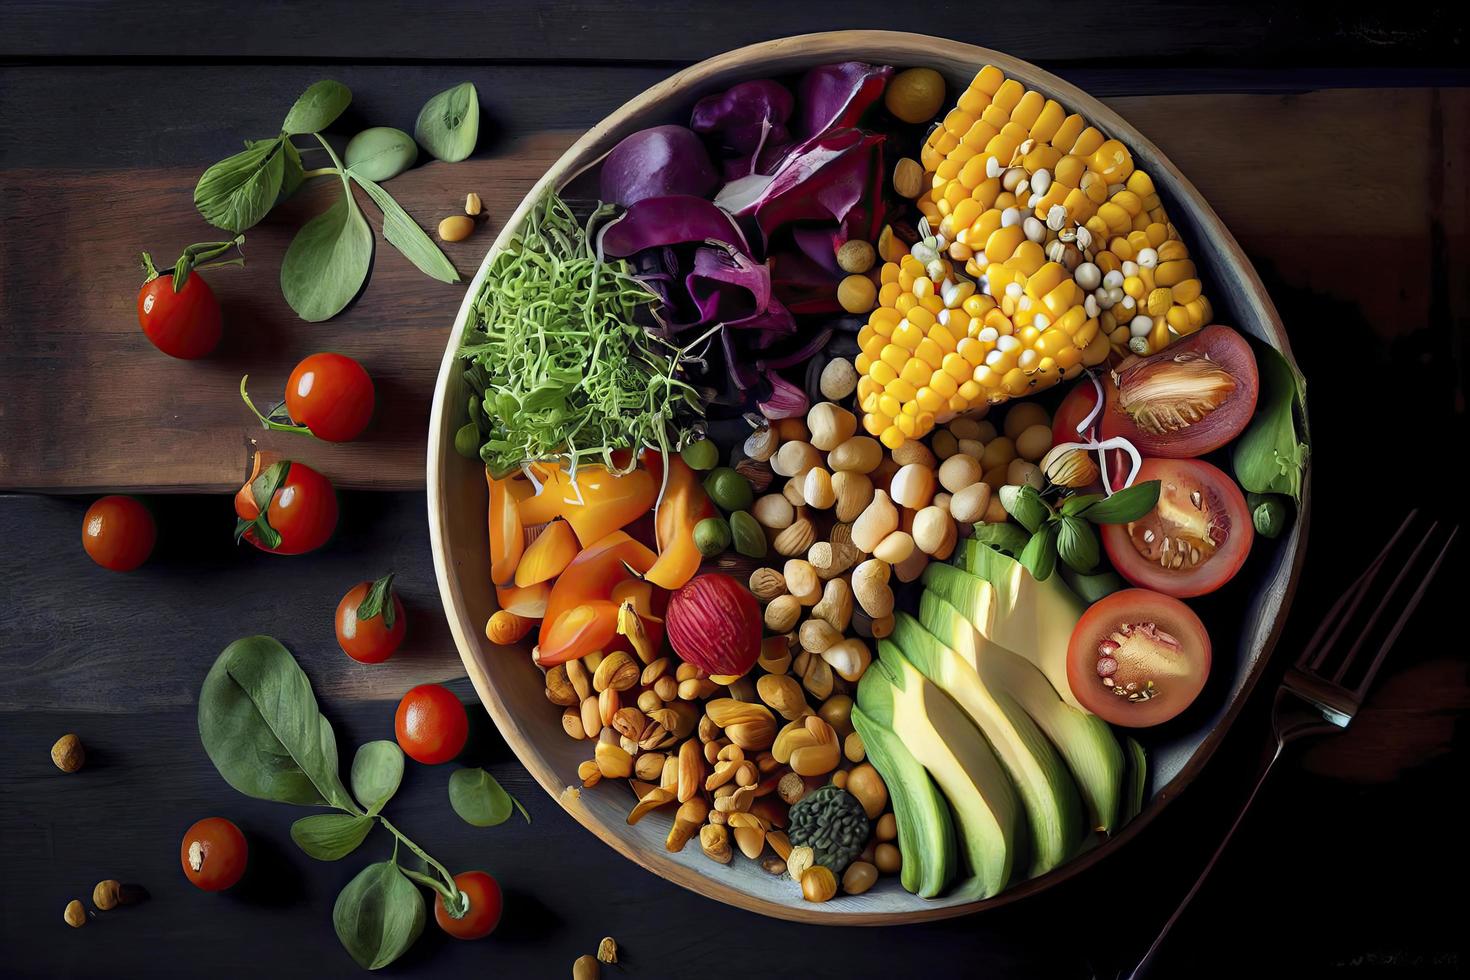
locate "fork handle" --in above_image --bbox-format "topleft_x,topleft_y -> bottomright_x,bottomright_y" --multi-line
1123,741 -> 1286,980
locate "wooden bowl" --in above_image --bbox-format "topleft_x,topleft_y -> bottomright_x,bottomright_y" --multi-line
427,31 -> 1309,923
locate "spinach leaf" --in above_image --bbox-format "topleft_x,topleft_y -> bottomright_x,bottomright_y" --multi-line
333,860 -> 425,970
1078,480 -> 1160,525
1056,516 -> 1099,573
197,636 -> 354,809
280,189 -> 374,322
194,138 -> 286,232
352,173 -> 460,283
972,522 -> 1030,557
345,127 -> 418,183
448,767 -> 520,827
283,80 -> 352,135
291,812 -> 374,861
414,82 -> 479,162
1234,345 -> 1309,502
1060,493 -> 1104,517
351,741 -> 405,816
280,140 -> 306,200
999,484 -> 1050,534
1019,523 -> 1059,582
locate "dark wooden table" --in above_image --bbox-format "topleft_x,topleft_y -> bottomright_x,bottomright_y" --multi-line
2,5 -> 1466,977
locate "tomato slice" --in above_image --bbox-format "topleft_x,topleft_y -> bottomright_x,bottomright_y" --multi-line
1067,589 -> 1211,727
1101,459 -> 1253,598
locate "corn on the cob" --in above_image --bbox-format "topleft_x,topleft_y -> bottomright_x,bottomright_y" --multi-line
855,64 -> 1216,446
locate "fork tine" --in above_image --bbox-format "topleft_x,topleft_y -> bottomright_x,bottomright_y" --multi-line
1330,519 -> 1439,685
1300,509 -> 1418,673
1348,525 -> 1459,700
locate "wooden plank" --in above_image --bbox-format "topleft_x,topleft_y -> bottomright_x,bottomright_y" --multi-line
4,1 -> 1466,66
2,73 -> 1464,491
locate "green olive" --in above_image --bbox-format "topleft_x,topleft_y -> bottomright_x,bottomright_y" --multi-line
454,422 -> 481,459
728,510 -> 766,558
680,438 -> 719,471
694,517 -> 732,557
1249,493 -> 1289,539
703,466 -> 755,512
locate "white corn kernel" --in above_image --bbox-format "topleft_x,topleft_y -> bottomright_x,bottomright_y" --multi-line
1129,315 -> 1153,337
1074,262 -> 1101,291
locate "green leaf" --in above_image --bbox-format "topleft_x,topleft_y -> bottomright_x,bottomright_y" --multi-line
971,522 -> 1030,557
1233,345 -> 1309,502
234,460 -> 290,549
333,860 -> 425,970
353,173 -> 460,283
194,138 -> 286,232
1079,480 -> 1161,525
1060,566 -> 1125,603
291,812 -> 374,861
351,741 -> 405,816
414,82 -> 479,162
999,484 -> 1050,534
1060,493 -> 1104,517
282,80 -> 352,135
356,573 -> 398,630
1056,516 -> 1100,573
280,140 -> 306,199
448,767 -> 516,827
280,188 -> 374,322
1019,524 -> 1059,582
197,636 -> 355,808
345,127 -> 419,183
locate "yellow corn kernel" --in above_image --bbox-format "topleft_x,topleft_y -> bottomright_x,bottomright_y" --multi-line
939,352 -> 970,384
1112,190 -> 1143,216
887,319 -> 918,350
1055,343 -> 1084,371
961,119 -> 1000,151
895,293 -> 918,316
870,306 -> 902,331
1126,229 -> 1152,254
1126,170 -> 1156,197
1097,201 -> 1131,235
1122,276 -> 1146,300
900,357 -> 930,388
920,144 -> 944,171
912,337 -> 943,369
1063,187 -> 1096,223
880,425 -> 905,450
1054,305 -> 1087,336
1149,318 -> 1170,352
1035,183 -> 1069,216
1035,327 -> 1071,358
863,412 -> 888,436
867,358 -> 897,386
1070,126 -> 1105,158
980,102 -> 1010,131
984,225 -> 1025,263
861,390 -> 881,415
876,392 -> 901,419
1047,112 -> 1082,151
1109,236 -> 1135,262
854,353 -> 873,376
991,77 -> 1023,112
878,281 -> 902,309
1090,139 -> 1133,181
920,294 -> 945,315
1131,210 -> 1151,232
906,305 -> 937,330
1025,262 -> 1067,300
1166,305 -> 1191,332
1082,331 -> 1112,366
1009,89 -> 1044,129
1094,250 -> 1121,276
1146,287 -> 1172,317
886,380 -> 919,407
857,375 -> 879,401
1172,278 -> 1203,304
1157,240 -> 1190,262
974,65 -> 1005,94
915,386 -> 945,413
1053,153 -> 1086,189
929,371 -> 959,399
1009,241 -> 1046,277
857,325 -> 877,351
1028,99 -> 1065,142
1154,260 -> 1196,287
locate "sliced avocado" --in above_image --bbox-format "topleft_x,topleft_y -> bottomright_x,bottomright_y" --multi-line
919,590 -> 1125,834
850,701 -> 956,898
891,612 -> 1082,877
864,641 -> 1019,898
1122,736 -> 1147,824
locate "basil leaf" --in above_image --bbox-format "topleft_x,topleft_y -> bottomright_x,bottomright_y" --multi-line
333,860 -> 425,970
356,573 -> 398,630
345,127 -> 419,183
280,139 -> 306,200
1233,345 -> 1309,502
198,636 -> 354,808
290,812 -> 374,861
1060,566 -> 1126,603
1060,493 -> 1104,517
280,189 -> 374,322
999,484 -> 1050,534
1079,480 -> 1161,525
194,138 -> 285,232
282,80 -> 352,135
1019,524 -> 1059,582
448,767 -> 516,827
414,82 -> 479,162
1056,516 -> 1100,573
352,173 -> 460,283
971,522 -> 1030,557
351,741 -> 405,816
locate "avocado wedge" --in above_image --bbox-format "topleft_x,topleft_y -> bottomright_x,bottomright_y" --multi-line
850,702 -> 957,898
862,641 -> 1019,898
891,611 -> 1083,877
919,590 -> 1125,834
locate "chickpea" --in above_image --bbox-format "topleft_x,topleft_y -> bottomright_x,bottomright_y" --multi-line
837,275 -> 877,315
884,67 -> 946,124
875,842 -> 903,874
876,812 -> 898,841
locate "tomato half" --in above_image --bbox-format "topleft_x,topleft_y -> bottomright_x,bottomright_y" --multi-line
234,455 -> 339,555
336,576 -> 406,663
82,495 -> 156,571
1101,459 -> 1253,598
138,271 -> 222,359
180,817 -> 248,891
1067,589 -> 1211,727
285,353 -> 375,443
435,871 -> 503,940
395,684 -> 469,764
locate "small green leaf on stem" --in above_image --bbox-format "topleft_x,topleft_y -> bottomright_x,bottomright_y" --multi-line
1000,484 -> 1050,534
414,82 -> 479,162
351,740 -> 405,816
333,859 -> 425,970
1060,493 -> 1104,518
345,127 -> 419,183
194,139 -> 286,232
283,80 -> 352,135
352,173 -> 459,283
448,767 -> 519,828
1056,516 -> 1100,573
1233,345 -> 1309,502
1077,480 -> 1160,525
280,188 -> 374,322
357,574 -> 398,630
291,812 -> 374,861
1019,523 -> 1059,582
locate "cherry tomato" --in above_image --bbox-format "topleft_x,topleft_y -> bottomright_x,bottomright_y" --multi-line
137,269 -> 222,359
336,575 -> 406,663
1067,589 -> 1211,727
82,495 -> 156,571
1101,459 -> 1253,598
285,353 -> 375,442
434,871 -> 502,940
395,684 -> 469,764
180,817 -> 248,891
234,454 -> 338,555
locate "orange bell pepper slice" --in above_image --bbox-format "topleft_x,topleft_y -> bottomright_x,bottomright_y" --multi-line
496,581 -> 549,619
535,601 -> 620,666
514,518 -> 579,588
538,531 -> 656,650
643,454 -> 716,591
514,458 -> 656,546
488,471 -> 524,587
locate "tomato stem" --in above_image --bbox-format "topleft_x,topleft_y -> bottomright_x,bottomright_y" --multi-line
171,235 -> 246,291
378,815 -> 462,908
239,375 -> 311,437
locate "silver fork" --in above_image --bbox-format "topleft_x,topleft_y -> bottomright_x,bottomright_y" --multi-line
1123,509 -> 1458,979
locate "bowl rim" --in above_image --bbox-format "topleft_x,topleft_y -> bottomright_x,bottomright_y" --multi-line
426,29 -> 1310,924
